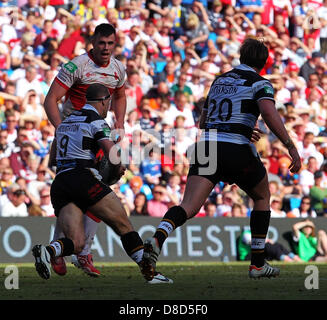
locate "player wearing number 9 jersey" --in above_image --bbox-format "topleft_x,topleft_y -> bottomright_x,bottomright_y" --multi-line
45,23 -> 127,277
141,38 -> 302,282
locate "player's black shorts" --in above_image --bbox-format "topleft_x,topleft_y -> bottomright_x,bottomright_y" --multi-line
187,141 -> 266,191
50,168 -> 112,217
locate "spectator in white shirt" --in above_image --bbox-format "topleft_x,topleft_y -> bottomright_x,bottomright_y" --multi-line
0,183 -> 28,217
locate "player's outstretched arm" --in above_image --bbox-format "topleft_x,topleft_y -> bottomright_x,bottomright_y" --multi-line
258,99 -> 301,173
44,81 -> 67,129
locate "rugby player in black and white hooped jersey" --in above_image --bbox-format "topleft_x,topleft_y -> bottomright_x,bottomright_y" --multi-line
32,84 -> 172,284
141,38 -> 302,280
43,24 -> 127,277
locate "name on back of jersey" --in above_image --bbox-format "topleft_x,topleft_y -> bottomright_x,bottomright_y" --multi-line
212,77 -> 247,95
57,123 -> 80,133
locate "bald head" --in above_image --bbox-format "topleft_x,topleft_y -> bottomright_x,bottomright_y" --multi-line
86,84 -> 110,102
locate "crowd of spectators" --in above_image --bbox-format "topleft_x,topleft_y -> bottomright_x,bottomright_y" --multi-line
2,0 -> 327,218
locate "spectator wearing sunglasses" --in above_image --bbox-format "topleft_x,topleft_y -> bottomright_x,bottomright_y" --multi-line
0,183 -> 28,217
147,184 -> 178,217
287,195 -> 317,218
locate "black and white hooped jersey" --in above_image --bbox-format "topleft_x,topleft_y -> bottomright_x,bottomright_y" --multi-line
55,104 -> 111,173
201,64 -> 275,144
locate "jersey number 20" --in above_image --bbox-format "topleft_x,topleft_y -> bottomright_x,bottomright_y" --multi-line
208,98 -> 232,122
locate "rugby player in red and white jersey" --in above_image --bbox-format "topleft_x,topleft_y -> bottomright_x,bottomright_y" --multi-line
44,23 -> 127,277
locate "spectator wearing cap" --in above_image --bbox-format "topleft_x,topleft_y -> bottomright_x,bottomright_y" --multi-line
19,114 -> 41,142
0,183 -> 28,217
309,170 -> 327,216
123,175 -> 152,202
297,109 -> 320,137
299,51 -> 324,82
284,62 -> 306,91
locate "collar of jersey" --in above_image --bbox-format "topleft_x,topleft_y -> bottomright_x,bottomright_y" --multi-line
234,64 -> 257,73
88,50 -> 110,68
83,104 -> 100,115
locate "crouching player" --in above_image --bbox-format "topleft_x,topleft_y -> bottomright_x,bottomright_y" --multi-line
32,84 -> 172,284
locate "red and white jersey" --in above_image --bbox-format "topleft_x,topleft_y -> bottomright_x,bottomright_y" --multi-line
55,51 -> 126,111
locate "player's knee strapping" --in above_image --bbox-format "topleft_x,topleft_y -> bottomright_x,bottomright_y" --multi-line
121,231 -> 144,264
250,210 -> 271,267
154,206 -> 188,250
47,238 -> 75,257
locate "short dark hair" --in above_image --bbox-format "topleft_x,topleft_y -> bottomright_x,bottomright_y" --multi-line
86,83 -> 110,101
93,23 -> 116,39
239,38 -> 269,71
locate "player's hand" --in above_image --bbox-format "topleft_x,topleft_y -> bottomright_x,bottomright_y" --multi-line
113,122 -> 125,142
118,165 -> 126,178
250,127 -> 263,143
288,146 -> 301,173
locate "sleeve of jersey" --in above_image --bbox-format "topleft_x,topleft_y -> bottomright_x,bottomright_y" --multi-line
55,59 -> 81,90
92,120 -> 112,142
116,60 -> 127,89
253,80 -> 275,103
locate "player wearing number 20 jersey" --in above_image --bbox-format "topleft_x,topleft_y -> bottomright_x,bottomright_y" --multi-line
188,63 -> 275,191
201,63 -> 275,145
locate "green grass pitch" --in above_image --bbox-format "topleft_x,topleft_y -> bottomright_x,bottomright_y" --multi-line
0,262 -> 326,300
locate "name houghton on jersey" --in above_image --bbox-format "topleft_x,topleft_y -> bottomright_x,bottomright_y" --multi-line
57,123 -> 80,132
